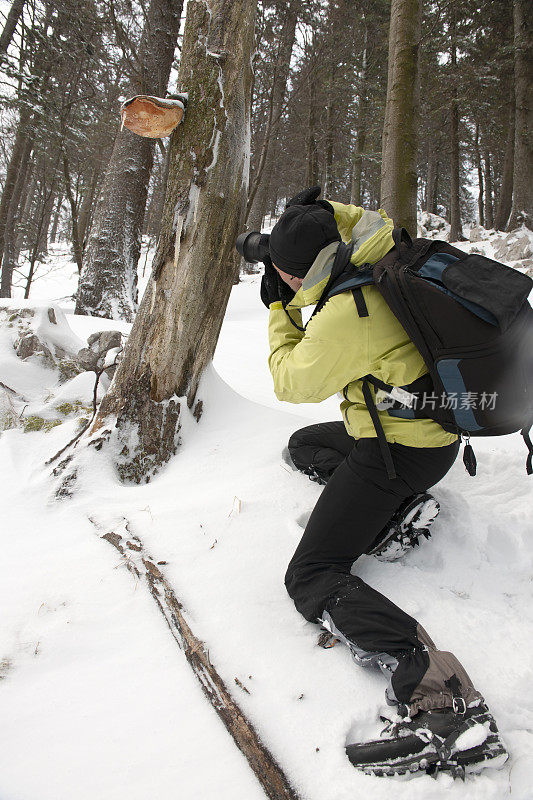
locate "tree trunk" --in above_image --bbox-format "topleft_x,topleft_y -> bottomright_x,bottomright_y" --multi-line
62,152 -> 84,273
87,0 -> 257,484
246,0 -> 299,225
507,0 -> 532,230
424,140 -> 438,213
77,167 -> 100,249
448,6 -> 462,242
494,99 -> 515,230
474,124 -> 484,226
351,19 -> 368,206
0,0 -> 25,56
380,0 -> 421,235
0,109 -> 32,296
323,86 -> 336,197
0,132 -> 33,296
75,0 -> 183,320
49,194 -> 63,242
305,68 -> 319,186
36,182 -> 56,257
483,149 -> 494,228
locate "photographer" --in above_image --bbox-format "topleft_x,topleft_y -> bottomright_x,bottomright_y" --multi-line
237,187 -> 507,777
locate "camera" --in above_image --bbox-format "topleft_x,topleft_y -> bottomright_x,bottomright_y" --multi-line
235,231 -> 270,264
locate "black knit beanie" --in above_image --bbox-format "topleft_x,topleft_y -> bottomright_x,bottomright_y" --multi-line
269,204 -> 341,276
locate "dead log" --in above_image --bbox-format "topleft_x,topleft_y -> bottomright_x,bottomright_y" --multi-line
92,518 -> 301,800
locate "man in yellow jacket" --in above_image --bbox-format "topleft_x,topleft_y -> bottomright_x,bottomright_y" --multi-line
260,187 -> 507,776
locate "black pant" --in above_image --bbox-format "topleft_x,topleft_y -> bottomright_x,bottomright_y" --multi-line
285,422 -> 481,715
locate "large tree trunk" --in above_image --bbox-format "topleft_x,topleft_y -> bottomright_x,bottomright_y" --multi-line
494,98 -> 515,230
75,0 -> 183,320
87,0 -> 256,483
380,0 -> 421,235
507,0 -> 532,230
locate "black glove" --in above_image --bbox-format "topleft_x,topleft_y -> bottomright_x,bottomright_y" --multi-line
260,257 -> 296,309
285,185 -> 334,214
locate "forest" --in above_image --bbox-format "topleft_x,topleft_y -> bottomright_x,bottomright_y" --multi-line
0,0 -> 531,313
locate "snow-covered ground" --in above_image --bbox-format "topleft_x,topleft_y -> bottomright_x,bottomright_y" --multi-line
1,233 -> 532,800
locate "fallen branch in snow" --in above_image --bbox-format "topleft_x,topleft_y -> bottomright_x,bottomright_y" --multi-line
0,381 -> 28,401
90,517 -> 301,800
45,367 -> 106,467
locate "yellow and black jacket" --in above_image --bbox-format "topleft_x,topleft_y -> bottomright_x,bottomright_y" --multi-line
267,201 -> 458,448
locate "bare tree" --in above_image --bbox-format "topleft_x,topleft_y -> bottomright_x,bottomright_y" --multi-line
380,0 -> 421,234
81,0 -> 256,483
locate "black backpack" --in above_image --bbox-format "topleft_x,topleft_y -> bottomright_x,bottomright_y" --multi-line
315,229 -> 533,479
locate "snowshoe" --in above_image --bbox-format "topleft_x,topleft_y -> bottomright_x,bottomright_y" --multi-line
345,703 -> 508,778
366,492 -> 440,562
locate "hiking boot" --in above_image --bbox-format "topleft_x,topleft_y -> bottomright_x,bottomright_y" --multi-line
345,702 -> 508,778
366,492 -> 440,562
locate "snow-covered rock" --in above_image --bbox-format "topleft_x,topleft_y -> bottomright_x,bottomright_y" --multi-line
493,229 -> 533,263
419,212 -> 450,240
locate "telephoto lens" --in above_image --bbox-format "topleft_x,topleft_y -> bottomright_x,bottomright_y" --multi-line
235,231 -> 271,264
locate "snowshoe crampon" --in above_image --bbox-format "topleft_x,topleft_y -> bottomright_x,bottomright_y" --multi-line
366,492 -> 440,562
345,703 -> 508,779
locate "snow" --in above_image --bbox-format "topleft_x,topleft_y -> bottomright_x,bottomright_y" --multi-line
454,724 -> 489,752
0,238 -> 532,799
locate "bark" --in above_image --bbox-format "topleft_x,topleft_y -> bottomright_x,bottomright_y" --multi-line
494,99 -> 515,230
75,0 -> 183,320
93,520 -> 301,800
483,149 -> 493,229
86,0 -> 257,483
380,0 -> 421,235
507,0 -> 532,230
0,0 -> 25,56
474,124 -> 484,226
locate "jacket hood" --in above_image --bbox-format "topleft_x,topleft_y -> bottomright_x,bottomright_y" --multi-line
287,209 -> 395,309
